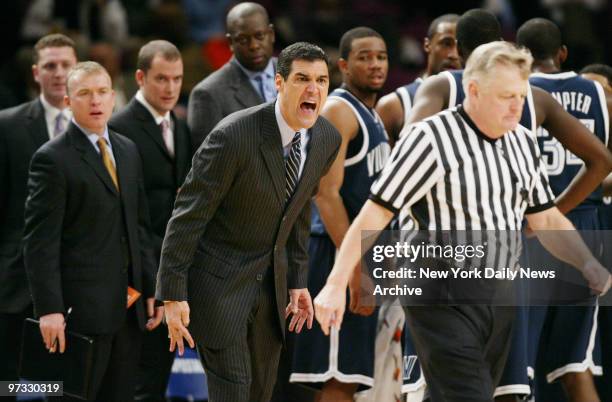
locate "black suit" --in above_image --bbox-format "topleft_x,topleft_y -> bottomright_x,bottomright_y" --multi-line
0,99 -> 48,388
187,57 -> 276,150
23,123 -> 156,401
157,102 -> 341,402
109,98 -> 192,401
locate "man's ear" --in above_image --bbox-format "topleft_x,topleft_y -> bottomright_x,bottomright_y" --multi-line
337,58 -> 348,76
275,73 -> 283,91
423,37 -> 431,54
135,69 -> 145,87
557,45 -> 568,65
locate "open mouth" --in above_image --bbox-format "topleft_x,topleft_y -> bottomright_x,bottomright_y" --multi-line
90,111 -> 103,117
300,101 -> 316,112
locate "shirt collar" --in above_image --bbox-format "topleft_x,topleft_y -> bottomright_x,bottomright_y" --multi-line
72,118 -> 111,146
235,57 -> 275,81
135,90 -> 171,125
275,97 -> 307,148
40,94 -> 71,124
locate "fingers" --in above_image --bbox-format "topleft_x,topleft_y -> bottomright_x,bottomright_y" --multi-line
146,307 -> 164,331
180,302 -> 190,326
58,329 -> 66,354
167,321 -> 194,356
146,298 -> 155,318
39,314 -> 66,353
315,305 -> 332,336
305,296 -> 314,330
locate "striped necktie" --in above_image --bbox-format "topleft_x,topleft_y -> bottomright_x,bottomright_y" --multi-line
285,131 -> 301,202
98,137 -> 119,191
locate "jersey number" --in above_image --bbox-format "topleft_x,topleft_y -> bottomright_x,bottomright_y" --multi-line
537,119 -> 594,176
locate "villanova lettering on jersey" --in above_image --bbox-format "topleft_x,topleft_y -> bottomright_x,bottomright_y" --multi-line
310,87 -> 391,235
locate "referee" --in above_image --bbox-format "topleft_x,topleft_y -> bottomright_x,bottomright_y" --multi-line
314,41 -> 612,402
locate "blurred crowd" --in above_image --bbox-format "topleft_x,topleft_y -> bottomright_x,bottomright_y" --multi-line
2,0 -> 611,114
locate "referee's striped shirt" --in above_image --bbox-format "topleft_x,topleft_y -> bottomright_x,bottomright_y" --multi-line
371,105 -> 556,231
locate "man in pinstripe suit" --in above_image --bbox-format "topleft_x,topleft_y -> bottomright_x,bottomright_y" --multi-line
156,42 -> 341,402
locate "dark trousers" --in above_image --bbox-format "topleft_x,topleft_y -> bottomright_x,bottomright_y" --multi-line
0,306 -> 33,402
198,272 -> 283,402
134,324 -> 175,402
406,305 -> 515,402
53,310 -> 142,402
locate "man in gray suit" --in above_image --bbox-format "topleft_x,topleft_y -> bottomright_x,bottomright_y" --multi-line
156,42 -> 341,402
188,2 -> 277,151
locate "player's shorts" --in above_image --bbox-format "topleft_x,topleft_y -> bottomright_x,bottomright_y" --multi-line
290,234 -> 377,389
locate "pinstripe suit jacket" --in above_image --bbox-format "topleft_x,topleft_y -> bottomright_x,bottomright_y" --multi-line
156,102 -> 341,348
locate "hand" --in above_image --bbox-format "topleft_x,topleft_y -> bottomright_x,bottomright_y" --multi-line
164,301 -> 195,355
314,282 -> 346,336
581,260 -> 612,296
285,288 -> 314,333
146,297 -> 164,331
39,313 -> 66,353
348,264 -> 375,316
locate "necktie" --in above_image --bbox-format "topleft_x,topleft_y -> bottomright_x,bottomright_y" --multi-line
160,119 -> 174,158
285,131 -> 301,202
98,137 -> 119,191
254,75 -> 267,101
53,112 -> 66,137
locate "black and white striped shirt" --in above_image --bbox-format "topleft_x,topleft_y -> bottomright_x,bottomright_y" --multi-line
371,106 -> 555,230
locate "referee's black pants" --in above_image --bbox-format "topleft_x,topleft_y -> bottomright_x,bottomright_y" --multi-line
405,305 -> 515,402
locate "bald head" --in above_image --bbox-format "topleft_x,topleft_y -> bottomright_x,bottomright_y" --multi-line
225,2 -> 275,71
226,2 -> 269,33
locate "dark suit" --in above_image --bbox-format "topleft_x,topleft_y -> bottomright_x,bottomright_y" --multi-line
23,123 -> 156,401
157,102 -> 341,402
0,99 -> 47,388
109,98 -> 192,401
187,57 -> 276,150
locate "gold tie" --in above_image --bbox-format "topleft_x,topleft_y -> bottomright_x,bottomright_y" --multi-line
97,137 -> 119,191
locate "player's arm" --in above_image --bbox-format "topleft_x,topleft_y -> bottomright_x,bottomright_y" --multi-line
405,74 -> 450,126
314,200 -> 395,334
526,207 -> 611,295
533,87 -> 612,213
314,99 -> 359,249
604,95 -> 612,196
375,92 -> 403,144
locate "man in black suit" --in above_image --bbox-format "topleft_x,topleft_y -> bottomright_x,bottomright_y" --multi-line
109,39 -> 191,402
23,62 -> 161,402
0,33 -> 77,391
157,42 -> 341,402
188,2 -> 277,150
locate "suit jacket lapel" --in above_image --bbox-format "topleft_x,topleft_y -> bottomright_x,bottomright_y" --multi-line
26,99 -> 50,149
172,113 -> 190,183
260,104 -> 285,207
68,123 -> 119,196
110,131 -> 131,207
230,59 -> 264,107
131,99 -> 174,160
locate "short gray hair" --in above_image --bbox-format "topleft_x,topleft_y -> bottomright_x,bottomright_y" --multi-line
463,41 -> 533,93
66,61 -> 111,95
